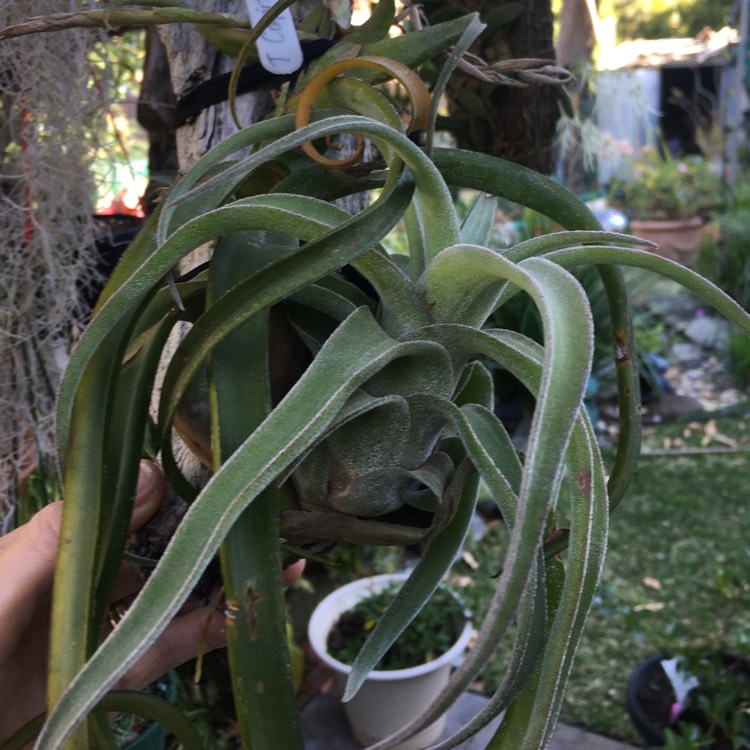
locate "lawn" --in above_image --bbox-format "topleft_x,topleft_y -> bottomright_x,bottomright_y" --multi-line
458,412 -> 750,745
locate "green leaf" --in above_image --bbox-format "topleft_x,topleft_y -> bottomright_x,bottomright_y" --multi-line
352,250 -> 432,336
343,0 -> 395,43
209,233 -> 303,749
494,231 -> 649,310
425,14 -> 485,156
158,116 -> 460,269
157,179 -> 416,466
376,268 -> 594,743
361,15 -> 476,74
388,326 -> 606,750
548,245 -> 750,346
344,459 -> 479,700
433,148 -> 600,232
460,193 -> 499,247
431,151 -> 642,509
484,339 -> 608,750
0,690 -> 203,750
453,360 -> 494,410
291,336 -> 455,517
290,281 -> 360,322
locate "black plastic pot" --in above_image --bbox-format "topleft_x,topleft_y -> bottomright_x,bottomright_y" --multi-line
627,654 -> 673,747
84,214 -> 144,316
627,652 -> 750,749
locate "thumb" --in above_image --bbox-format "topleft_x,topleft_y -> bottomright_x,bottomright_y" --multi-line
129,460 -> 165,532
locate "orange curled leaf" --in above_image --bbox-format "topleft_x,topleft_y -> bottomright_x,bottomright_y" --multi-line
294,55 -> 431,169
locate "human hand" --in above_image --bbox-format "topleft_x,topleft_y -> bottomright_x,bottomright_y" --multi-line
0,461 -> 191,743
0,461 -> 305,745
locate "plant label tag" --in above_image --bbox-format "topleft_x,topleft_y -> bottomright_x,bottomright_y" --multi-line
244,0 -> 303,76
660,657 -> 699,719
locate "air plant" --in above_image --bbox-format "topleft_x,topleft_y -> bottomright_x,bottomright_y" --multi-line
3,4 -> 750,750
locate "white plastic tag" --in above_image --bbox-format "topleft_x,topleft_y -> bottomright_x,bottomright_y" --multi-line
660,657 -> 699,721
244,0 -> 304,75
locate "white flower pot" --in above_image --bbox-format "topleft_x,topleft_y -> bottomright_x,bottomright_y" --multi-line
308,573 -> 473,749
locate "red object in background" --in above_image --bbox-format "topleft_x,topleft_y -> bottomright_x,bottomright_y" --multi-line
98,187 -> 145,217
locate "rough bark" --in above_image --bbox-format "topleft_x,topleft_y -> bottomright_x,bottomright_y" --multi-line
556,0 -> 595,71
159,0 -> 318,172
137,27 -> 178,210
487,0 -> 559,173
423,0 -> 560,174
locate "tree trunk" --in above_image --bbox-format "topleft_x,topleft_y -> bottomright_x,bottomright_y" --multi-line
556,0 -> 598,192
137,27 -> 178,211
422,0 -> 560,173
489,0 -> 559,173
557,0 -> 595,71
158,4 -> 272,172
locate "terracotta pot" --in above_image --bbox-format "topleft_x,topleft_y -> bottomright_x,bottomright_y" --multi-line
308,573 -> 472,750
626,654 -> 672,747
629,216 -> 703,267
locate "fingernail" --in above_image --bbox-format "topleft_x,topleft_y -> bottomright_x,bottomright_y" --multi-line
135,460 -> 160,506
131,461 -> 165,530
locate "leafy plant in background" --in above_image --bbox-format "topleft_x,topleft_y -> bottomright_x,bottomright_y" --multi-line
3,3 -> 750,750
660,652 -> 750,750
669,564 -> 750,749
611,148 -> 723,221
697,205 -> 750,386
13,460 -> 63,527
327,581 -> 468,670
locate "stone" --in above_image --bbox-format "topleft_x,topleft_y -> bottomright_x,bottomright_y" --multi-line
651,393 -> 704,419
671,342 -> 704,367
683,316 -> 730,350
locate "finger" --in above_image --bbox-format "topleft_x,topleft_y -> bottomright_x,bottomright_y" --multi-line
0,501 -> 63,652
129,460 -> 165,532
109,565 -> 144,603
112,557 -> 305,615
107,462 -> 165,601
0,459 -> 162,599
113,560 -> 304,687
116,607 -> 226,691
283,558 -> 305,587
0,501 -> 62,593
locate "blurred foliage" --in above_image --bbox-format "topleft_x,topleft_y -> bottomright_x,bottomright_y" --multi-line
697,175 -> 750,385
610,0 -> 735,41
610,149 -> 724,221
14,456 -> 62,527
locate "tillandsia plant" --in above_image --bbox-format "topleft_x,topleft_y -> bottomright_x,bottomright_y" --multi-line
4,3 -> 750,750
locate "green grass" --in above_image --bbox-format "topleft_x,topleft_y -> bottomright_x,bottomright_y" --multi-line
457,414 -> 750,745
